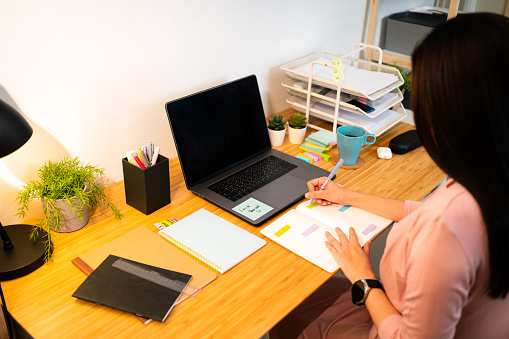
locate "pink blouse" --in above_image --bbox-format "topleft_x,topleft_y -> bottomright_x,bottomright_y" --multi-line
372,180 -> 509,338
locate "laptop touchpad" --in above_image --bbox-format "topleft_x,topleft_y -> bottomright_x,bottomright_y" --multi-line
252,175 -> 307,208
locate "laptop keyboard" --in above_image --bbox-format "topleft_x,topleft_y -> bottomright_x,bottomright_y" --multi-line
208,156 -> 298,202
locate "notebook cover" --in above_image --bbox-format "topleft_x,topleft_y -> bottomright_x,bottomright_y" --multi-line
72,225 -> 217,323
73,255 -> 191,322
158,208 -> 266,274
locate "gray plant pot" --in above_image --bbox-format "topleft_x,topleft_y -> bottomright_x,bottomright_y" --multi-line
42,196 -> 89,233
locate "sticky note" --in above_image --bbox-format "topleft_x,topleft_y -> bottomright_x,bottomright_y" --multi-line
307,151 -> 323,162
303,152 -> 319,162
232,198 -> 274,221
297,153 -> 314,163
307,202 -> 319,209
331,57 -> 345,82
338,205 -> 351,212
299,146 -> 331,161
275,225 -> 291,237
308,130 -> 336,145
362,224 -> 377,235
304,142 -> 329,151
302,224 -> 319,237
160,218 -> 177,227
321,153 -> 331,161
295,155 -> 310,163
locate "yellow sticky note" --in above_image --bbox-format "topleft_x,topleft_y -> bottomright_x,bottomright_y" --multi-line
160,219 -> 176,227
304,142 -> 329,151
307,203 -> 319,209
297,153 -> 314,164
275,225 -> 291,237
331,57 -> 345,82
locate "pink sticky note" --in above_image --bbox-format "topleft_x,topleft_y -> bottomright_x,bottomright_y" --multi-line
304,152 -> 319,162
308,151 -> 323,161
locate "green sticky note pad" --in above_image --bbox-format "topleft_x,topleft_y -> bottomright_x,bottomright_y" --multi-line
232,198 -> 274,221
331,57 -> 345,82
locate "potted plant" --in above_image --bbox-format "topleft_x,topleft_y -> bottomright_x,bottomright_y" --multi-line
288,112 -> 307,144
267,114 -> 287,146
16,157 -> 123,261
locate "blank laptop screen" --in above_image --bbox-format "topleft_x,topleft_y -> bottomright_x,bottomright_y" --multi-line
165,75 -> 271,188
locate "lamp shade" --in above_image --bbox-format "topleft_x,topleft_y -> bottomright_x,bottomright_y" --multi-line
0,99 -> 33,158
0,98 -> 45,282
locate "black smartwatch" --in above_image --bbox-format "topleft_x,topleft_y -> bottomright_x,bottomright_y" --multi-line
351,279 -> 384,306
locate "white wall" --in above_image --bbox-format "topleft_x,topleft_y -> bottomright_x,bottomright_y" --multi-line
0,0 -> 369,224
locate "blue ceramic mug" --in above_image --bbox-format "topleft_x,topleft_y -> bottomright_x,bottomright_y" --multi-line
337,126 -> 376,166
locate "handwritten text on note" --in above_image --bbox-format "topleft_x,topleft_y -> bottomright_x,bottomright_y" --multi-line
232,198 -> 274,221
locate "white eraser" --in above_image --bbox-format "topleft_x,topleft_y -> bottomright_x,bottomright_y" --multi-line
377,147 -> 392,159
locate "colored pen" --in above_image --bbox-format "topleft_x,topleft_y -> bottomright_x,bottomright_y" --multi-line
136,148 -> 150,168
147,142 -> 154,163
126,151 -> 137,166
142,145 -> 148,160
151,146 -> 160,166
310,158 -> 344,204
133,155 -> 146,169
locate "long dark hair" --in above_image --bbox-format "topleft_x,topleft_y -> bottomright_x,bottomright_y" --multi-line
412,13 -> 509,299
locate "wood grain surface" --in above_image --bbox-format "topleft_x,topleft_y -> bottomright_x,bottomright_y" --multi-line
2,109 -> 445,338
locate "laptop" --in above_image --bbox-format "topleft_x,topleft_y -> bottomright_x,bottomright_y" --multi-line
165,75 -> 331,226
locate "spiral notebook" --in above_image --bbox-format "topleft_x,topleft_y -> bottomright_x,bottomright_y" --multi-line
158,208 -> 266,274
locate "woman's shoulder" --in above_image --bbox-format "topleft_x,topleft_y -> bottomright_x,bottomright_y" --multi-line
435,180 -> 484,238
414,180 -> 487,263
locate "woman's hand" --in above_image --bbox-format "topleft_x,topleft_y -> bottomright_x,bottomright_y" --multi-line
305,177 -> 348,206
325,227 -> 376,284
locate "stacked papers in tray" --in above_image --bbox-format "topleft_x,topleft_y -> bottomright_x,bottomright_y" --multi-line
287,96 -> 406,137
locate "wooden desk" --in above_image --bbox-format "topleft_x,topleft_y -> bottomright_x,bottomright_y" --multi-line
3,120 -> 445,339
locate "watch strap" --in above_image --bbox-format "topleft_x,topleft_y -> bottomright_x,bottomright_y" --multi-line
365,279 -> 384,291
352,279 -> 384,306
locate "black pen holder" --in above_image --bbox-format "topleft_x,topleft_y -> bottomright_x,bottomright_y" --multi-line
122,155 -> 171,215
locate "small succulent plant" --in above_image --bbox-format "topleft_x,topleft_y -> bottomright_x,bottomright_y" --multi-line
288,113 -> 307,129
267,114 -> 287,131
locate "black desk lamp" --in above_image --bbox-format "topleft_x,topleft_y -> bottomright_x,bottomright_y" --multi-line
0,99 -> 48,281
0,99 -> 49,339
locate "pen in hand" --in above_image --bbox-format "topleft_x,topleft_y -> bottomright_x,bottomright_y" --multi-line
310,158 -> 344,205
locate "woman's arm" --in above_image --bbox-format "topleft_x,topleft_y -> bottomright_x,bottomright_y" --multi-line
324,227 -> 400,331
306,177 -> 406,222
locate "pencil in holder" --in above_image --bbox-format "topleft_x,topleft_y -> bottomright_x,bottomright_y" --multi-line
122,155 -> 171,214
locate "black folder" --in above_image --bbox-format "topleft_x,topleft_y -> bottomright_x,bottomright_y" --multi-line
72,255 -> 192,322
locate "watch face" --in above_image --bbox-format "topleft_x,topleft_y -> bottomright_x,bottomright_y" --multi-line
352,280 -> 366,304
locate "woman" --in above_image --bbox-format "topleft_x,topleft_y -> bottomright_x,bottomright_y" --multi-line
270,13 -> 509,338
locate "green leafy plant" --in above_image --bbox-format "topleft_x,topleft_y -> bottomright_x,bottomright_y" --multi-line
393,63 -> 412,92
267,114 -> 287,131
288,113 -> 307,129
16,157 -> 123,261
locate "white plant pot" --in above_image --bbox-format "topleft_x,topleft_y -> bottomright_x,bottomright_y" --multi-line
42,195 -> 89,233
288,126 -> 307,144
268,127 -> 286,146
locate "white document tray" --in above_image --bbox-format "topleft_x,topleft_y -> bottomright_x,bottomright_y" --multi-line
281,52 -> 404,101
287,96 -> 407,137
282,78 -> 403,118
